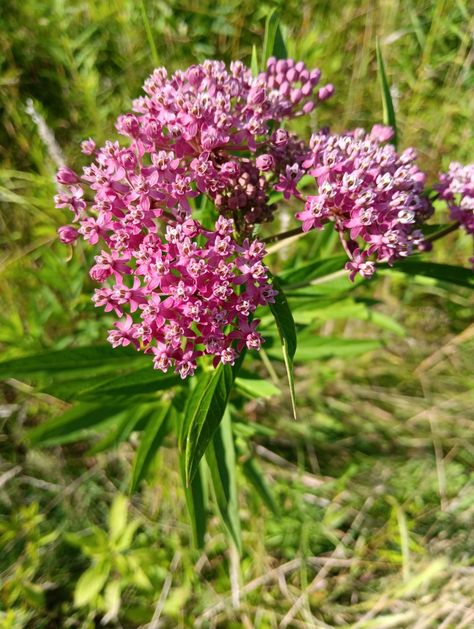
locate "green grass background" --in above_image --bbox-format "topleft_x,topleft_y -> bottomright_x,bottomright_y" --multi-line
0,1 -> 473,627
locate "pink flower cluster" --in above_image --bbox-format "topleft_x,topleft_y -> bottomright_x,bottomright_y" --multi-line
437,162 -> 474,235
55,59 -> 334,376
294,127 -> 433,279
98,218 -> 276,378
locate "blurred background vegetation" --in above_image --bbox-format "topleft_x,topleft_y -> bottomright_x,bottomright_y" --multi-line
0,0 -> 473,626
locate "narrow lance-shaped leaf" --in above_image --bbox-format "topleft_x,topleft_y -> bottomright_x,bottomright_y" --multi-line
179,371 -> 213,452
180,455 -> 208,549
28,403 -> 128,447
87,407 -> 153,456
278,256 -> 347,287
184,364 -> 234,485
269,275 -> 297,419
261,9 -> 287,69
384,260 -> 474,289
267,336 -> 381,362
129,405 -> 172,493
184,351 -> 246,485
235,375 -> 281,400
376,39 -> 397,148
0,344 -> 146,380
273,22 -> 287,60
206,409 -> 242,553
241,454 -> 278,514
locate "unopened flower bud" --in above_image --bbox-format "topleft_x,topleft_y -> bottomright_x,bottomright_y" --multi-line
318,84 -> 334,101
58,225 -> 79,244
256,154 -> 275,172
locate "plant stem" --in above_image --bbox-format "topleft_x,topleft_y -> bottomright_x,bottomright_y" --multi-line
262,226 -> 303,244
425,221 -> 460,243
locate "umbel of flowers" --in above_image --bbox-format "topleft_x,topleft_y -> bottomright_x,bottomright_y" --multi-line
55,58 -> 471,378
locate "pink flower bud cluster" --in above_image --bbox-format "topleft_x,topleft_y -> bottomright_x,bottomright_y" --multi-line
294,127 -> 433,280
437,162 -> 474,235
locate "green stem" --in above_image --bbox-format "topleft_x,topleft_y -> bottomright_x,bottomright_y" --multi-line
425,222 -> 460,243
263,226 -> 303,244
140,0 -> 159,68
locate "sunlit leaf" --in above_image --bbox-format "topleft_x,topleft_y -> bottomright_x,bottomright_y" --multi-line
184,364 -> 235,485
108,495 -> 128,543
74,559 -> 111,607
235,375 -> 281,399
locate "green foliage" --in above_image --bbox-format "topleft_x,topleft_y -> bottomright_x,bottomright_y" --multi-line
66,494 -> 155,621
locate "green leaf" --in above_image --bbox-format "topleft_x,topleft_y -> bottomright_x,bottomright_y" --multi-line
0,344 -> 146,380
74,559 -> 111,607
269,276 -> 297,419
235,376 -> 281,400
385,260 -> 474,289
180,456 -> 208,549
241,455 -> 278,514
376,39 -> 397,148
78,368 -> 180,400
108,495 -> 128,543
262,9 -> 286,68
184,364 -> 236,485
103,579 -> 121,623
205,409 -> 241,553
28,403 -> 127,447
139,0 -> 159,67
115,520 -> 141,552
284,336 -> 381,361
87,408 -> 151,455
179,371 -> 214,452
273,23 -> 287,60
279,256 -> 347,287
129,405 -> 172,493
251,44 -> 259,77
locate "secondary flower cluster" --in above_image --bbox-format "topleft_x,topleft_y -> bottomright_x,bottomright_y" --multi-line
437,162 -> 474,235
295,127 -> 433,279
